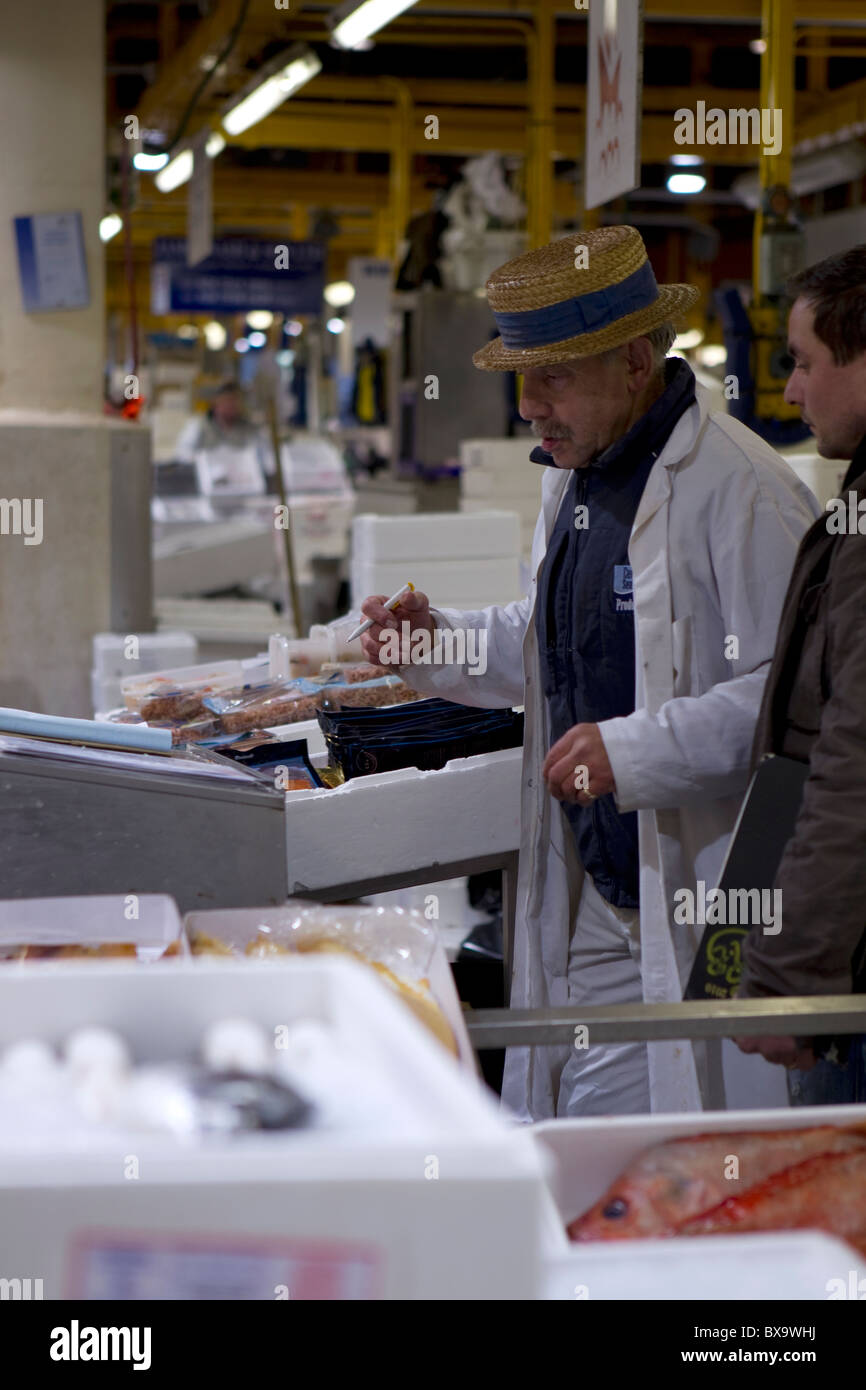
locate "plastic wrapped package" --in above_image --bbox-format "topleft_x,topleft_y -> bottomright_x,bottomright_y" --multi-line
217,737 -> 324,790
204,679 -> 324,735
186,904 -> 458,1055
146,715 -> 220,746
318,674 -> 422,711
122,661 -> 243,721
317,662 -> 389,684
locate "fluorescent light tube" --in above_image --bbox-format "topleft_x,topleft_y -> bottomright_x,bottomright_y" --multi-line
99,214 -> 123,242
331,0 -> 419,50
155,149 -> 194,192
223,46 -> 322,136
133,151 -> 170,171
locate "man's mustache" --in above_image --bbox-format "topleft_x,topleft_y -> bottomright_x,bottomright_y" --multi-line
530,423 -> 573,439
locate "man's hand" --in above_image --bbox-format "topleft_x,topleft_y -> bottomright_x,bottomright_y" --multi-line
359,589 -> 434,666
542,722 -> 616,805
735,1035 -> 816,1070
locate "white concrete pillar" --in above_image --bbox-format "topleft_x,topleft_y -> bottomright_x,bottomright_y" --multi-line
0,0 -> 152,716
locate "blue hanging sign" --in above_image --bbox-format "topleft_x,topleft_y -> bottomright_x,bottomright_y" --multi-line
150,237 -> 325,314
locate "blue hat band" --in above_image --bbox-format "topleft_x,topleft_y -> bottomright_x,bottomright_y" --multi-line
492,259 -> 659,351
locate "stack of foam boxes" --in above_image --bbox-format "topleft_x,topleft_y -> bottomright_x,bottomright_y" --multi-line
350,511 -> 523,613
459,438 -> 543,582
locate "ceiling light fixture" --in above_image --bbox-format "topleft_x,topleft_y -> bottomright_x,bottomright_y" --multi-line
667,172 -> 707,195
205,131 -> 226,159
204,321 -> 227,350
99,214 -> 123,242
155,148 -> 194,193
323,280 -> 356,307
222,44 -> 322,137
247,311 -> 274,330
330,0 -> 420,51
133,151 -> 170,172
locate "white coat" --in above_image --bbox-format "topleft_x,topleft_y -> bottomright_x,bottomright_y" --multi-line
403,386 -> 821,1118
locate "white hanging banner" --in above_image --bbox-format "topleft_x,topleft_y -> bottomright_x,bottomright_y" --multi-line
187,130 -> 214,268
584,0 -> 644,211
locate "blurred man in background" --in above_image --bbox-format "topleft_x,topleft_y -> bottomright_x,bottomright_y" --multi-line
737,244 -> 866,1102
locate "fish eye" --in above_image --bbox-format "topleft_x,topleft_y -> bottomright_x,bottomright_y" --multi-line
602,1197 -> 629,1220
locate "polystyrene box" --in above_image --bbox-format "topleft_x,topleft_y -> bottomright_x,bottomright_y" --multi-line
182,904 -> 476,1073
351,556 -> 523,608
0,895 -> 187,962
281,747 -> 522,895
544,1231 -> 862,1301
534,1104 -> 866,1284
92,631 -> 197,682
0,957 -> 547,1299
352,511 -> 520,564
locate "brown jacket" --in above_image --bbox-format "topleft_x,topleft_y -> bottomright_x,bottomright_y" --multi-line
740,446 -> 866,999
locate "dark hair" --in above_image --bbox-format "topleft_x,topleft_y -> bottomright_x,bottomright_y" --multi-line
786,245 -> 866,365
214,380 -> 241,397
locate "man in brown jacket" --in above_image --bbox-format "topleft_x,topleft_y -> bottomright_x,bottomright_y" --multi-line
736,243 -> 866,1102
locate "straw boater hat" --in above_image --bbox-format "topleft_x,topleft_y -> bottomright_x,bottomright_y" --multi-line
473,225 -> 700,371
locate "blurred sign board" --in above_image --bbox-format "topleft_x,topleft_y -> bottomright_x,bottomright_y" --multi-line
347,257 -> 392,347
585,0 -> 644,210
13,212 -> 90,312
151,238 -> 325,314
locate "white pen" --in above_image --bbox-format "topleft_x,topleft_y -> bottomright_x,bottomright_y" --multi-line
346,582 -> 415,644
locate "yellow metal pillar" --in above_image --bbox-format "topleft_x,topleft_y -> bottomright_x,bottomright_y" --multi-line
383,79 -> 412,264
527,0 -> 554,249
752,0 -> 795,300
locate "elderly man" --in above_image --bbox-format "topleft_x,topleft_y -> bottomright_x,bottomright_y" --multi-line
362,226 -> 819,1119
736,243 -> 866,1102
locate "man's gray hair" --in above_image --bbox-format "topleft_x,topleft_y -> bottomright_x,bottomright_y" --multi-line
600,321 -> 676,377
642,321 -> 676,371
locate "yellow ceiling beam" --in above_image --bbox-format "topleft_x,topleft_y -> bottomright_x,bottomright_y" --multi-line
224,101 -> 759,163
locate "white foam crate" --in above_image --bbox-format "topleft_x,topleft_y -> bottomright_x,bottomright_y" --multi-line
0,957 -> 547,1299
0,895 -> 188,961
352,510 -> 520,563
282,746 -> 522,893
92,631 -> 198,682
351,556 -> 522,608
182,904 -> 476,1073
534,1103 -> 866,1291
544,1231 -> 862,1301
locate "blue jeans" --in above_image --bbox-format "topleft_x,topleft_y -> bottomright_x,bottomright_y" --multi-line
788,1036 -> 866,1105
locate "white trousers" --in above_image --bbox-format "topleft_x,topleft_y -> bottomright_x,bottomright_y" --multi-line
555,873 -> 651,1118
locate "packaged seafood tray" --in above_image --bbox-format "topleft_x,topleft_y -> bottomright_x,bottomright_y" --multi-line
183,902 -> 475,1073
535,1105 -> 866,1296
0,894 -> 188,962
0,956 -> 547,1299
121,661 -> 245,720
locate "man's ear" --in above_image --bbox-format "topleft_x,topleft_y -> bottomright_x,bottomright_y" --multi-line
625,337 -> 656,392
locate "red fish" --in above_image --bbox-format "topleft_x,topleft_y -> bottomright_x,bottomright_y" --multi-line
681,1149 -> 866,1255
568,1126 -> 866,1243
